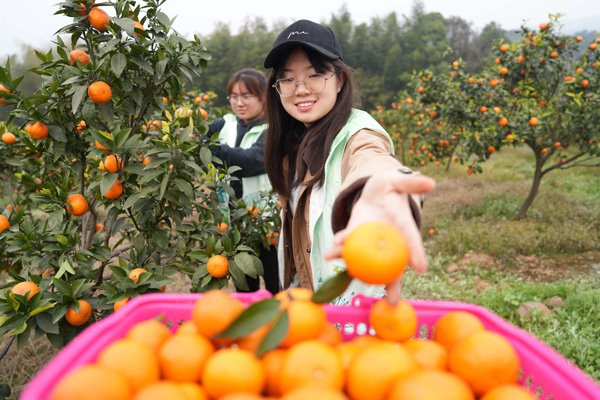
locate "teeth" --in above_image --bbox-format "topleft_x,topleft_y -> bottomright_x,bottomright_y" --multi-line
297,102 -> 314,107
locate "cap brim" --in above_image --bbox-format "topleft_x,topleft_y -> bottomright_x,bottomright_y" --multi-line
264,41 -> 340,69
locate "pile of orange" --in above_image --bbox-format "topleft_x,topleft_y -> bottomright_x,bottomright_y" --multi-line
50,289 -> 536,400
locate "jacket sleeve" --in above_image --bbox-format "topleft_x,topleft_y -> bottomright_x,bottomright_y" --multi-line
207,118 -> 225,137
331,129 -> 422,233
213,133 -> 266,178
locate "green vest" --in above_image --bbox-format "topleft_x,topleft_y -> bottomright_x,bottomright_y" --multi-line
218,114 -> 271,203
308,109 -> 394,305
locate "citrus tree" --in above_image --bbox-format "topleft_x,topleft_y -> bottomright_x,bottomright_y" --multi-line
408,16 -> 600,218
0,0 -> 280,355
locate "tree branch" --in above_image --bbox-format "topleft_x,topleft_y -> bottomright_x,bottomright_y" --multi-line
0,336 -> 15,364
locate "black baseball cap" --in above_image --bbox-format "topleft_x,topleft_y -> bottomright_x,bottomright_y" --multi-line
264,19 -> 343,69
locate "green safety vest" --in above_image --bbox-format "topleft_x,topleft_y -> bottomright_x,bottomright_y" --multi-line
307,109 -> 395,305
218,114 -> 271,203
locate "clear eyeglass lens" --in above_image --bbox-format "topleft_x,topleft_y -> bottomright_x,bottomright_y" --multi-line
276,73 -> 329,97
228,94 -> 255,103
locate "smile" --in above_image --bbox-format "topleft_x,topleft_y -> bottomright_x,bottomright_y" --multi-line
296,101 -> 315,107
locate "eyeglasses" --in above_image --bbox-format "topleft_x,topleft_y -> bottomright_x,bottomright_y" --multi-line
227,94 -> 256,103
272,72 -> 336,97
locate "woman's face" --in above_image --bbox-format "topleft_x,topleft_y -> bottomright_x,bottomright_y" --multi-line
229,82 -> 264,123
278,48 -> 343,127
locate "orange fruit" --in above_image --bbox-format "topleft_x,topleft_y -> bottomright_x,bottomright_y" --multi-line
176,320 -> 199,335
539,22 -> 548,31
274,291 -> 326,348
480,384 -> 537,400
143,157 -> 152,165
369,299 -> 417,342
261,349 -> 286,397
529,117 -> 538,126
347,341 -> 417,400
113,297 -> 129,312
97,338 -> 160,393
88,81 -> 112,104
449,331 -> 520,396
149,120 -> 162,130
582,79 -> 589,88
576,36 -> 583,42
433,311 -> 485,352
479,106 -> 487,113
104,179 -> 123,199
25,121 -> 49,139
50,364 -> 131,400
489,79 -> 499,87
498,117 -> 508,126
177,382 -> 208,400
387,369 -> 475,400
218,394 -> 264,400
69,50 -> 90,66
590,43 -> 598,50
191,289 -> 244,339
279,340 -> 344,394
2,132 -> 16,144
487,146 -> 495,153
202,348 -> 265,398
133,21 -> 144,37
335,342 -> 361,378
129,268 -> 147,284
217,222 -> 228,232
200,108 -> 208,120
499,67 -> 508,75
203,94 -> 209,101
126,319 -> 172,354
0,215 -> 10,233
65,299 -> 92,326
499,44 -> 509,52
76,120 -> 87,132
132,381 -> 189,400
104,155 -> 123,172
342,221 -> 410,285
66,194 -> 89,216
207,254 -> 229,278
11,281 -> 39,300
403,339 -> 448,370
76,2 -> 93,16
88,7 -> 110,31
316,322 -> 344,346
281,385 -> 349,400
0,84 -> 10,104
95,223 -> 104,232
194,96 -> 202,104
159,333 -> 215,382
236,324 -> 270,353
95,140 -> 111,151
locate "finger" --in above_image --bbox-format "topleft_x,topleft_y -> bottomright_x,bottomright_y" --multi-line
387,174 -> 436,195
323,244 -> 343,261
386,279 -> 401,306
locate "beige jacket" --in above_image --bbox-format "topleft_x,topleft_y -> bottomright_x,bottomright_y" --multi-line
277,129 -> 421,290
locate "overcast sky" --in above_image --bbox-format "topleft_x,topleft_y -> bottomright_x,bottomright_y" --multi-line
1,0 -> 598,59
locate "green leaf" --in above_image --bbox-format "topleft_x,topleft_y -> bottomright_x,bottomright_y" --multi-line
30,302 -> 56,317
233,228 -> 241,245
233,253 -> 258,278
71,85 -> 87,114
35,312 -> 59,334
153,230 -> 169,249
311,271 -> 353,304
218,299 -> 281,339
159,174 -> 169,199
228,260 -> 248,290
52,278 -> 72,296
113,17 -> 135,35
111,53 -> 127,78
82,99 -> 96,123
156,12 -> 172,29
199,147 -> 212,166
100,173 -> 118,196
178,125 -> 191,144
257,310 -> 289,357
156,59 -> 168,79
109,265 -> 128,279
98,103 -> 115,123
54,234 -> 69,245
48,125 -> 67,143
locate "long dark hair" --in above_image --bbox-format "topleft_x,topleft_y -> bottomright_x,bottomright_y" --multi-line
264,46 -> 359,198
226,68 -> 268,99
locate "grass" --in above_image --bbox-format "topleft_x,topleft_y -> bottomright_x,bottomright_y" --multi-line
407,145 -> 600,382
1,145 -> 599,397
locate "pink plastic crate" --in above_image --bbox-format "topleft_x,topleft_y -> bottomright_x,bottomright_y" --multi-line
22,292 -> 600,400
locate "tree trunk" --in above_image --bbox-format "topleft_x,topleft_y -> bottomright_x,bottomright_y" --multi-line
515,153 -> 545,219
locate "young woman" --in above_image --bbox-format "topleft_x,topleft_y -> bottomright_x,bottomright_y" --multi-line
263,20 -> 436,304
206,68 -> 279,294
